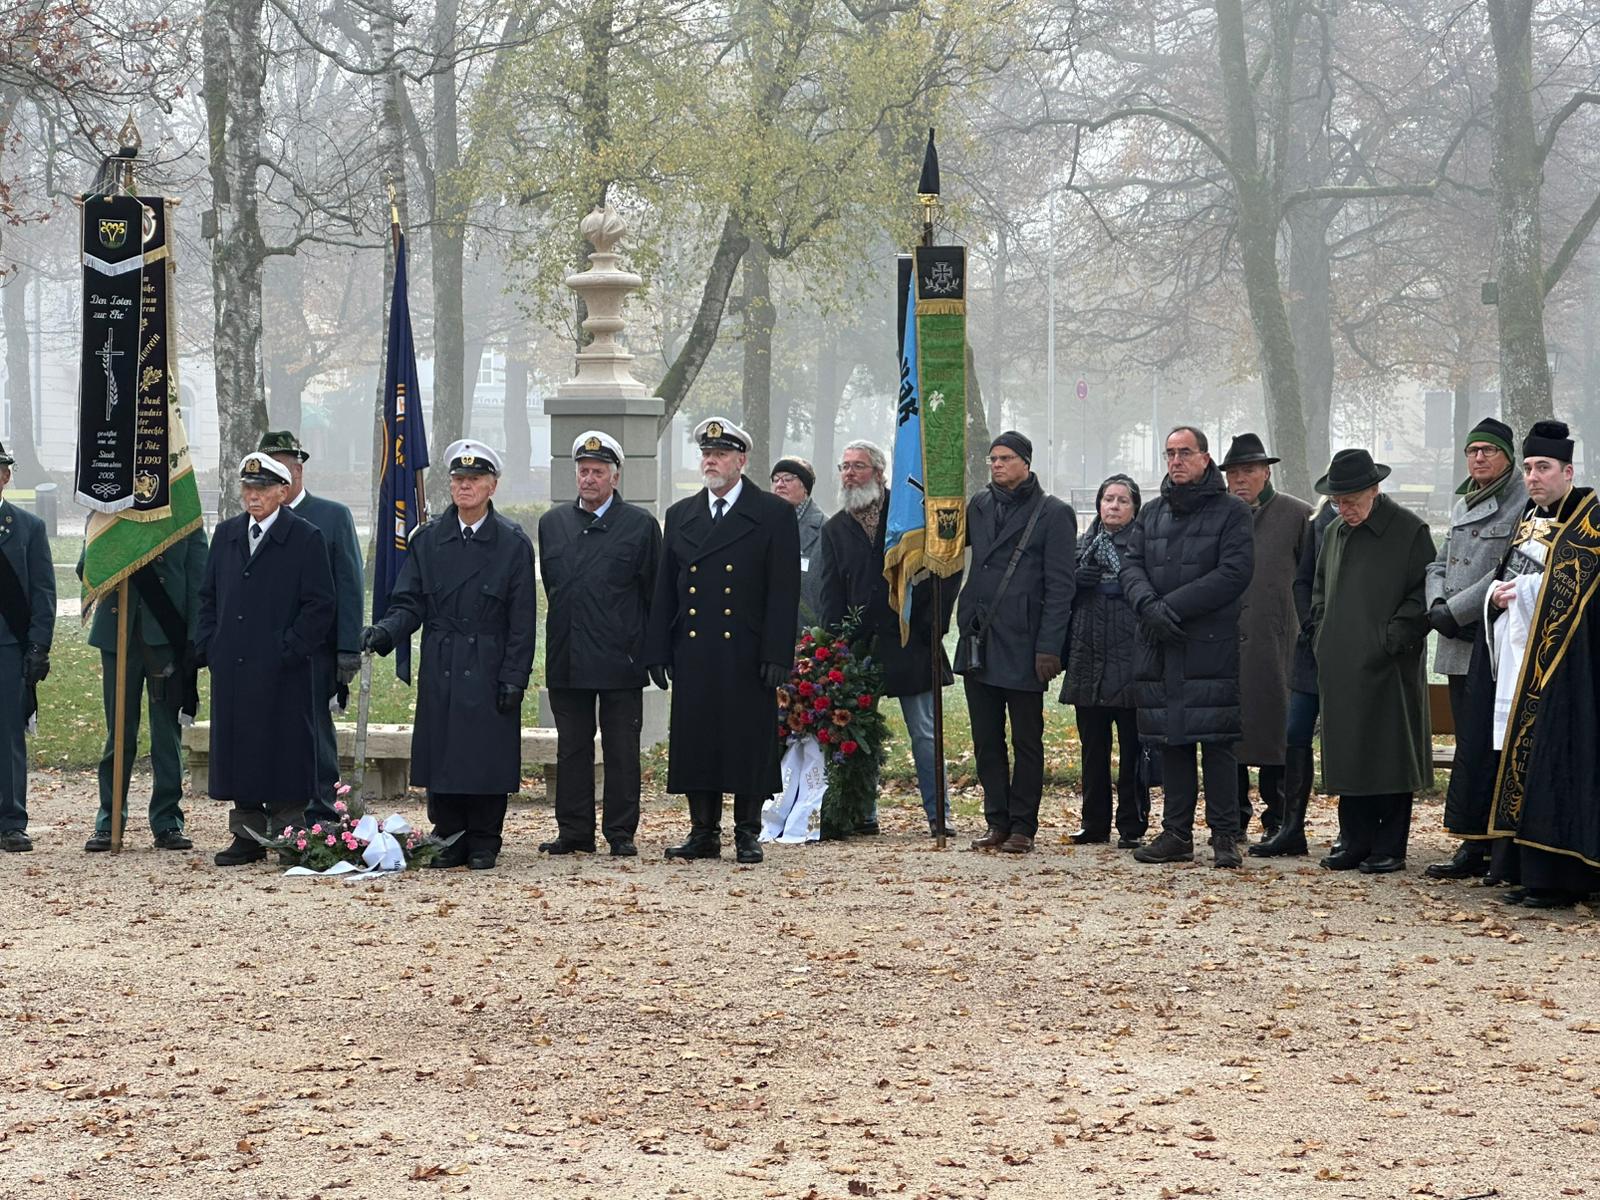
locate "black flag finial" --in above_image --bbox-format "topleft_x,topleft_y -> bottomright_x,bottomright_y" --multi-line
917,127 -> 940,198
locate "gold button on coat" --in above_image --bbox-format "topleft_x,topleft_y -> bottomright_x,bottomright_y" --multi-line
724,608 -> 732,615
689,630 -> 697,638
688,608 -> 697,616
690,565 -> 698,573
725,563 -> 733,572
723,631 -> 731,639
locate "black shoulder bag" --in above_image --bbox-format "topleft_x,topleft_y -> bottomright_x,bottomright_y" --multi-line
965,497 -> 1046,672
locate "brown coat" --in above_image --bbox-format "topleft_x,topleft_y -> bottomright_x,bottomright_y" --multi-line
1235,488 -> 1312,765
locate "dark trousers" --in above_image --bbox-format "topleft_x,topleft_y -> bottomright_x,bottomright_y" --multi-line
684,790 -> 763,840
1075,705 -> 1149,839
0,643 -> 27,832
965,678 -> 1045,838
1237,764 -> 1286,836
307,650 -> 340,825
1159,742 -> 1239,843
1336,792 -> 1413,860
429,791 -> 509,855
1442,674 -> 1486,863
1286,688 -> 1319,748
95,647 -> 186,836
548,686 -> 643,845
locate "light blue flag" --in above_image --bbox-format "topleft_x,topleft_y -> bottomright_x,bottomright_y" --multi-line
882,262 -> 925,643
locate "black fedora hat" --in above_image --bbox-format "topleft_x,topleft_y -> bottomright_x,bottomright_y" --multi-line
1314,448 -> 1391,496
1220,432 -> 1279,468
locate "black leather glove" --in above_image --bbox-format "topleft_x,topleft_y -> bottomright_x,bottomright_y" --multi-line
1074,563 -> 1101,589
1139,599 -> 1183,645
496,683 -> 524,715
759,662 -> 788,689
1428,602 -> 1461,639
21,644 -> 49,685
336,652 -> 362,686
359,625 -> 393,655
647,664 -> 671,690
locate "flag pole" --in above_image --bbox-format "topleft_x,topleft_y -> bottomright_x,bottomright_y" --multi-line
110,578 -> 129,851
918,143 -> 948,852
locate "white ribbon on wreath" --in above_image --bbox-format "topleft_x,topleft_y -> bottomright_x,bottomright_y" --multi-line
762,736 -> 826,843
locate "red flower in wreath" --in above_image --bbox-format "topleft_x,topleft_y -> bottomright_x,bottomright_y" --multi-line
817,729 -> 832,744
826,668 -> 845,684
814,647 -> 831,661
801,633 -> 814,645
840,740 -> 859,756
857,694 -> 873,709
812,696 -> 829,711
796,681 -> 815,697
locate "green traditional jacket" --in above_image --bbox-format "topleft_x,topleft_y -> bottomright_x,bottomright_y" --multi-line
78,525 -> 209,652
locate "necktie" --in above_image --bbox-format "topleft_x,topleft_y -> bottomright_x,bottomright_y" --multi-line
713,498 -> 726,523
462,524 -> 474,542
250,524 -> 262,554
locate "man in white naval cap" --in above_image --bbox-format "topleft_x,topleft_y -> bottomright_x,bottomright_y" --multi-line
198,453 -> 335,866
643,417 -> 800,864
537,430 -> 661,857
362,439 -> 537,870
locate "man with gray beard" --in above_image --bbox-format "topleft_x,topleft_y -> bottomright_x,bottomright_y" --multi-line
819,440 -> 959,836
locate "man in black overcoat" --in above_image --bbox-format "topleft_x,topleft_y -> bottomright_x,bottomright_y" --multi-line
952,431 -> 1076,855
643,417 -> 800,865
537,430 -> 660,857
198,454 -> 335,866
363,440 -> 537,871
260,430 -> 365,826
819,438 -> 960,837
1123,426 -> 1255,869
0,440 -> 54,853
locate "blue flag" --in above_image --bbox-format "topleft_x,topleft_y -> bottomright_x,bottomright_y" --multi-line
882,259 -> 925,643
373,233 -> 430,682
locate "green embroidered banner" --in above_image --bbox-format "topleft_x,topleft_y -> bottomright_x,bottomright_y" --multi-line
914,244 -> 967,577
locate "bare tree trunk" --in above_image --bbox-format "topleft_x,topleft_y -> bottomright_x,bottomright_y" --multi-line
813,333 -> 842,510
2,268 -> 46,483
1285,208 -> 1333,482
988,225 -> 1006,432
740,242 -> 774,469
205,0 -> 270,518
1486,0 -> 1553,433
503,329 -> 531,502
656,209 -> 750,432
429,0 -> 467,505
1216,0 -> 1309,496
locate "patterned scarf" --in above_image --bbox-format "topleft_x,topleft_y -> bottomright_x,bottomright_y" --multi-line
851,499 -> 882,543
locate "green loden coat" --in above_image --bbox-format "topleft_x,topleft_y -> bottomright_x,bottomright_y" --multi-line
1311,493 -> 1436,796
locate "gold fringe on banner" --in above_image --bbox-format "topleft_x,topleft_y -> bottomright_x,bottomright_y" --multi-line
915,299 -> 965,317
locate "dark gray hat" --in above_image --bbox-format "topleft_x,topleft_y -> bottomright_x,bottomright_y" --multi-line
1314,448 -> 1391,496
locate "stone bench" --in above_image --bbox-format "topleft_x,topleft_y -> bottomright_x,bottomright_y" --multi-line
181,722 -> 602,803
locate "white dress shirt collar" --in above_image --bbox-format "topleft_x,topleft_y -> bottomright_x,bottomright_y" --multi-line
708,477 -> 743,517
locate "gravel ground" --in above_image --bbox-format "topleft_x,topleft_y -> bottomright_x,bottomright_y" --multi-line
2,770 -> 1597,1200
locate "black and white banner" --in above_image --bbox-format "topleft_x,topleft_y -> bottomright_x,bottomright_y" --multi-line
74,194 -> 147,513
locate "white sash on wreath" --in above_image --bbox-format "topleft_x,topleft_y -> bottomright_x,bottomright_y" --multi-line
762,737 -> 826,843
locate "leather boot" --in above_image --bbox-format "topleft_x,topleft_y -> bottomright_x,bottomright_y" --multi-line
1250,746 -> 1311,857
733,794 -> 764,864
666,793 -> 722,860
1257,765 -> 1285,840
1423,840 -> 1489,880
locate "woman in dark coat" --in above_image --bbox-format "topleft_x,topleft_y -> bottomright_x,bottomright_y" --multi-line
1061,474 -> 1149,848
1311,450 -> 1435,874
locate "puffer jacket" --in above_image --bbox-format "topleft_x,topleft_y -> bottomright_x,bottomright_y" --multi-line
1119,463 -> 1255,745
1060,519 -> 1140,708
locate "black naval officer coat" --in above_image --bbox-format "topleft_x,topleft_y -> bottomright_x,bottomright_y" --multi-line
197,506 -> 335,805
374,502 -> 537,796
538,496 -> 661,691
643,477 -> 800,795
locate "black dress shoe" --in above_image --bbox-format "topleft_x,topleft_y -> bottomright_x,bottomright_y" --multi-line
1520,889 -> 1575,910
1116,836 -> 1143,850
467,850 -> 498,870
539,837 -> 596,855
427,843 -> 469,869
1499,887 -> 1528,905
609,839 -> 638,857
153,829 -> 193,851
1,830 -> 33,852
1070,830 -> 1110,845
1423,844 -> 1489,879
85,832 -> 113,853
855,820 -> 880,836
214,837 -> 266,867
1358,855 -> 1406,874
1319,848 -> 1366,871
735,836 -> 764,864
